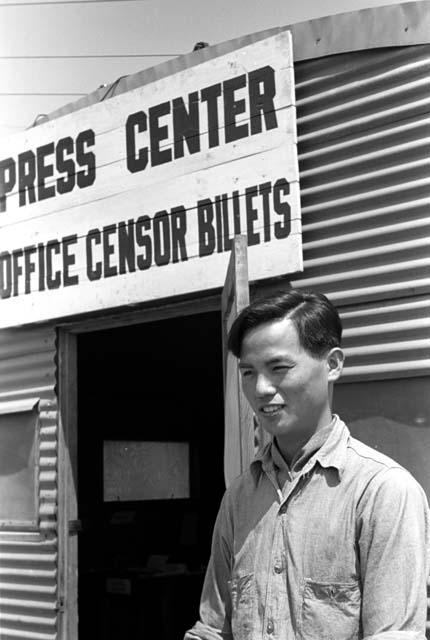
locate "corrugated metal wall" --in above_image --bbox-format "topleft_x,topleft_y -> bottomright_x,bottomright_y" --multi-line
0,326 -> 58,640
0,41 -> 428,640
291,44 -> 430,381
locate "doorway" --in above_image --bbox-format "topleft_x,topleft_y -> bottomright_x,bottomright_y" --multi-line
76,310 -> 225,639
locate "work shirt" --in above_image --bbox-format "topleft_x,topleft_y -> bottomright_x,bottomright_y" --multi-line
185,416 -> 430,640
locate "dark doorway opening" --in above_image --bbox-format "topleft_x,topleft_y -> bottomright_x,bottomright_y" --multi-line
77,311 -> 225,639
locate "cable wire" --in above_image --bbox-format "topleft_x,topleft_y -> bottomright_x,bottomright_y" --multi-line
0,53 -> 180,58
0,91 -> 87,95
0,0 -> 149,6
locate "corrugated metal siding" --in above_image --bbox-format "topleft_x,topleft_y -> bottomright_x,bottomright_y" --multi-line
291,44 -> 430,380
0,326 -> 58,640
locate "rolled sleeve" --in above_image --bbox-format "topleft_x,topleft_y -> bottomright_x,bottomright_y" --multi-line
357,467 -> 430,640
184,492 -> 234,640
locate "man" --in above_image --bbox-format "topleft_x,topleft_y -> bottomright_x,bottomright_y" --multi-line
185,289 -> 430,640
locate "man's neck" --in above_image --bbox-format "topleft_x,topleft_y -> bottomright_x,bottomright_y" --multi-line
275,416 -> 335,467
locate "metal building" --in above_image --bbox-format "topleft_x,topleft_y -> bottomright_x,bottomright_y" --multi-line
0,2 -> 429,639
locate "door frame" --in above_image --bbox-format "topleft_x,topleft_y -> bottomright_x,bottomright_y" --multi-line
57,294 -> 220,640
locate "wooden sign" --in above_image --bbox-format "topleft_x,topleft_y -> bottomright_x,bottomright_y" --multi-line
0,31 -> 302,328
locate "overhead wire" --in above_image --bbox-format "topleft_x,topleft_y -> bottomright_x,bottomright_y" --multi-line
0,53 -> 181,58
0,91 -> 87,95
0,0 -> 150,6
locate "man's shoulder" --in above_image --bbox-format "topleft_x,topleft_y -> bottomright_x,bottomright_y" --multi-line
344,432 -> 426,498
225,465 -> 259,494
346,434 -> 403,472
222,457 -> 266,507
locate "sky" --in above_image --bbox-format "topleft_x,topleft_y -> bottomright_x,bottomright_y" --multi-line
0,0 -> 418,140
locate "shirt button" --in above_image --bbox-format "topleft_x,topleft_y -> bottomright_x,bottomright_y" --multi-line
274,563 -> 283,574
266,620 -> 274,634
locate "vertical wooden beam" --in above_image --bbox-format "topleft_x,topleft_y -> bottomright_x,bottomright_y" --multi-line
57,329 -> 79,640
222,235 -> 254,487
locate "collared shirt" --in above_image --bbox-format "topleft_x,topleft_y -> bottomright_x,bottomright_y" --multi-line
185,416 -> 430,640
271,417 -> 336,487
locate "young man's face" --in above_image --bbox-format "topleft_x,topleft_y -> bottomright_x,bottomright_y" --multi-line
239,317 -> 342,445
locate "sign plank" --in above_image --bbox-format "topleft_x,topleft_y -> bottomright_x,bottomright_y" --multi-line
0,31 -> 302,328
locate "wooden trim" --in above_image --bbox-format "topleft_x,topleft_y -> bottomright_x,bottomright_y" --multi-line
221,236 -> 250,381
57,330 -> 78,640
60,293 -> 220,335
222,236 -> 256,485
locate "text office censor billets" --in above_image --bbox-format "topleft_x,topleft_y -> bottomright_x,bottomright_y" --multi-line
0,31 -> 302,328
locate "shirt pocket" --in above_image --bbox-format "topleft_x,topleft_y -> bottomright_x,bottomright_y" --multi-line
229,573 -> 254,640
301,579 -> 361,640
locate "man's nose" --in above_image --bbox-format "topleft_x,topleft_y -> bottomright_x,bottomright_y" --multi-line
255,373 -> 276,397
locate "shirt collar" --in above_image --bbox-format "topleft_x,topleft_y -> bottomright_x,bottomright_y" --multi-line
252,415 -> 349,480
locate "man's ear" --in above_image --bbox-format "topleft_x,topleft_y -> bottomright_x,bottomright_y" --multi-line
326,347 -> 344,382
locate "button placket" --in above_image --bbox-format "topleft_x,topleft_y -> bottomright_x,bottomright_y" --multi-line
264,511 -> 284,639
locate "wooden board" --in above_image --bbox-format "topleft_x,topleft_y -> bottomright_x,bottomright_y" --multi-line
0,31 -> 302,328
221,235 -> 255,486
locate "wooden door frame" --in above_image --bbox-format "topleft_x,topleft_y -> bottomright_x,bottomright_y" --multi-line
57,329 -> 78,640
56,295 -> 220,639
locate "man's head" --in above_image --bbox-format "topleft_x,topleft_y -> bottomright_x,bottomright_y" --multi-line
228,290 -> 344,451
228,289 -> 342,360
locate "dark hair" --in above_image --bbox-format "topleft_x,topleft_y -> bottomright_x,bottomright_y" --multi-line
228,289 -> 342,359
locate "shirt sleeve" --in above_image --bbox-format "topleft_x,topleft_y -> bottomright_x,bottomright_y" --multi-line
184,491 -> 234,640
357,467 -> 430,640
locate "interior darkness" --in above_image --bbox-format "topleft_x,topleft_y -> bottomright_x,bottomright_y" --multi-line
77,311 -> 225,639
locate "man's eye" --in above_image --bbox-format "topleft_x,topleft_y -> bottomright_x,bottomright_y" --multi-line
241,370 -> 253,377
273,365 -> 289,372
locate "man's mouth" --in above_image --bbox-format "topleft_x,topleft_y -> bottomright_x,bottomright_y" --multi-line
260,404 -> 285,416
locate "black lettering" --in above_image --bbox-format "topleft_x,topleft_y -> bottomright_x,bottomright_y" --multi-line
248,66 -> 278,135
153,211 -> 170,266
86,229 -> 102,281
224,74 -> 248,143
24,245 -> 37,294
62,235 -> 79,287
56,137 -> 76,194
245,185 -> 260,246
273,178 -> 291,239
200,83 -> 222,148
259,182 -> 272,242
76,129 -> 96,188
118,220 -> 136,274
214,196 -> 223,254
170,206 -> 188,263
103,224 -> 117,278
173,92 -> 200,159
18,150 -> 36,207
46,240 -> 61,289
37,142 -> 55,201
126,111 -> 148,173
0,252 -> 12,298
197,199 -> 215,257
38,243 -> 45,291
0,158 -> 16,213
149,102 -> 172,167
135,216 -> 152,270
12,249 -> 23,296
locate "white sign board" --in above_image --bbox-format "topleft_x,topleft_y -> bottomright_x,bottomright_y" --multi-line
0,31 -> 302,328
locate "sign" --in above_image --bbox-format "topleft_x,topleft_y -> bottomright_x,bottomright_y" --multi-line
0,32 -> 302,328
